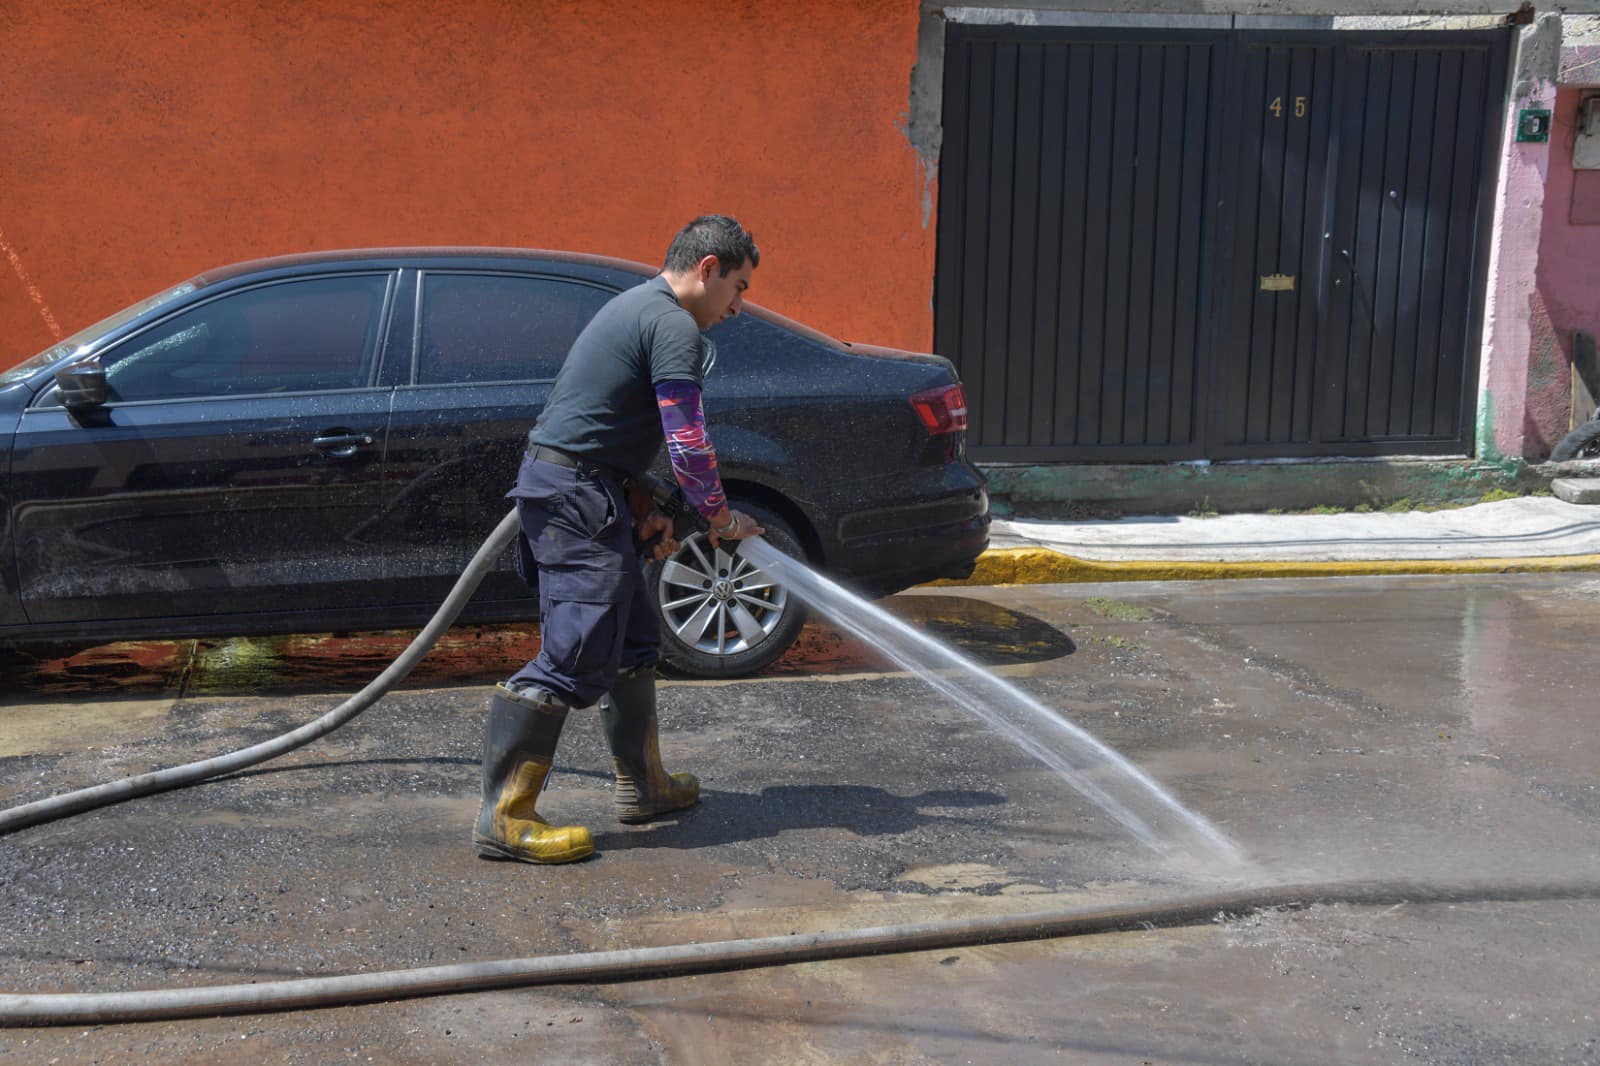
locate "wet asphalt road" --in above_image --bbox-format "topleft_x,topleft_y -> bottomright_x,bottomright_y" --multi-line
2,574 -> 1599,1064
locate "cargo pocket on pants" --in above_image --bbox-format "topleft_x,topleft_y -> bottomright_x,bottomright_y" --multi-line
563,475 -> 620,540
537,568 -> 633,685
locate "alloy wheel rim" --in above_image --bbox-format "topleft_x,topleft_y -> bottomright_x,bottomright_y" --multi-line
656,533 -> 789,657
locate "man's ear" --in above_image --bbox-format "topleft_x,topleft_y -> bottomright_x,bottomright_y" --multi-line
696,255 -> 720,283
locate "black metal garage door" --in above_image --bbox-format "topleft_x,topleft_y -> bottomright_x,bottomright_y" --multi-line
935,26 -> 1510,462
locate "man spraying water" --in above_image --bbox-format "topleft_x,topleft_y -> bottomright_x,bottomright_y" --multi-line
476,216 -> 765,865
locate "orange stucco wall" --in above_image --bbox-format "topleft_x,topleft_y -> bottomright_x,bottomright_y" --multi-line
0,0 -> 933,368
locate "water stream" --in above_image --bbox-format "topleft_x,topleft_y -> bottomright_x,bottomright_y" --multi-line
738,536 -> 1244,870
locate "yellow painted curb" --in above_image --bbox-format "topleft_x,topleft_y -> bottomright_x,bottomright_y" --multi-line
927,549 -> 1600,587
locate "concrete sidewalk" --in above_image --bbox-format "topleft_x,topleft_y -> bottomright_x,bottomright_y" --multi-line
959,495 -> 1600,585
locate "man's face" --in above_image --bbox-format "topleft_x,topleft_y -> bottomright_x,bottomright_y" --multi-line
692,256 -> 753,330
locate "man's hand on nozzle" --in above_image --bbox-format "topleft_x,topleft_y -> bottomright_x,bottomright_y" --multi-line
708,508 -> 764,549
636,510 -> 678,561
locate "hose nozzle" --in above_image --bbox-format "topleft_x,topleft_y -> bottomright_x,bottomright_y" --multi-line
635,472 -> 709,534
630,472 -> 717,561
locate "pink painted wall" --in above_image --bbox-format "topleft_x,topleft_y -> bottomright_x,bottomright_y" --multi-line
1533,85 -> 1600,445
1479,78 -> 1555,460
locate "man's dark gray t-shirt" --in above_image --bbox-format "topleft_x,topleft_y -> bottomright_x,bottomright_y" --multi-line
528,275 -> 704,477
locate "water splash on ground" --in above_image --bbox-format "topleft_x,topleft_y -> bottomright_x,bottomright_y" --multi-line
739,537 -> 1244,870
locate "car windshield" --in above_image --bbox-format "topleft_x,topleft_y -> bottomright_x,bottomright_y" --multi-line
0,281 -> 198,386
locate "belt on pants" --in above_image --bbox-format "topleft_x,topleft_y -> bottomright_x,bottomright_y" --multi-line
526,444 -> 625,483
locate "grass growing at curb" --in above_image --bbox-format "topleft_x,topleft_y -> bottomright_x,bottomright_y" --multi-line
1284,487 -> 1546,517
1083,596 -> 1153,622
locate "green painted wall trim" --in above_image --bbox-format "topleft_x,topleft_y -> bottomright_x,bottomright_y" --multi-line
1476,390 -> 1502,463
980,456 -> 1545,518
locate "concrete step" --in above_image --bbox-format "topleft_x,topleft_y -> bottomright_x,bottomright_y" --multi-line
1552,477 -> 1600,504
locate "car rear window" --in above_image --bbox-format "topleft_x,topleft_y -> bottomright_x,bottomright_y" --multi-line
417,273 -> 613,384
744,303 -> 847,350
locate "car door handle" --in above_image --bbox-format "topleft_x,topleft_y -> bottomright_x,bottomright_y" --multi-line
311,433 -> 375,458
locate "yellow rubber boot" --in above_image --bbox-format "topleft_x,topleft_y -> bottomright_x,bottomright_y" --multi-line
473,684 -> 594,864
599,666 -> 700,824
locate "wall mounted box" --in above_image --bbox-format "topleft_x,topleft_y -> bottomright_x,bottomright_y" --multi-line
1517,107 -> 1552,143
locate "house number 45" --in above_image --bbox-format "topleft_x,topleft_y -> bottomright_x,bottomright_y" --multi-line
1269,96 -> 1309,118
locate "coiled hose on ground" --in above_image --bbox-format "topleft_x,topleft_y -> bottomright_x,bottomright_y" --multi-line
3,507 -> 1598,1026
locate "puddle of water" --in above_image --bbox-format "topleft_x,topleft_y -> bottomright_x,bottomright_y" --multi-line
3,595 -> 1069,700
0,640 -> 190,696
896,862 -> 1018,891
740,537 -> 1245,871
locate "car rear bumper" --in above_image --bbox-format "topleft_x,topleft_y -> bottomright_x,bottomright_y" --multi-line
828,471 -> 990,595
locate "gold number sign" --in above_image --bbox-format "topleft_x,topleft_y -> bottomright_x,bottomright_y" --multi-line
1268,96 -> 1310,119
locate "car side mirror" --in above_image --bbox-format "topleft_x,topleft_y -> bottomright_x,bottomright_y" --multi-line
55,354 -> 107,409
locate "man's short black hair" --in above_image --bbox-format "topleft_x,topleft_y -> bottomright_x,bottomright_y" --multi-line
663,215 -> 760,276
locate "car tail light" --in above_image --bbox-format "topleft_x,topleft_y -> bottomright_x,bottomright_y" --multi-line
910,383 -> 969,434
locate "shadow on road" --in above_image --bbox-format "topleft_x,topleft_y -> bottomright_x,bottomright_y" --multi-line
592,784 -> 1023,852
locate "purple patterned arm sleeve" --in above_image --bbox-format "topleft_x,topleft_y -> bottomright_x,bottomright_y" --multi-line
656,380 -> 728,519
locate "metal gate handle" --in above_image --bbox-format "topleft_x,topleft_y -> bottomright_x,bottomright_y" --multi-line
312,433 -> 374,459
1338,248 -> 1374,319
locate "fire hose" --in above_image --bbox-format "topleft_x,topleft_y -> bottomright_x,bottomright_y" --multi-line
3,484 -> 1598,1026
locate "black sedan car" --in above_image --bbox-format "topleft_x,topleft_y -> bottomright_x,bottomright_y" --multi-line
0,249 -> 988,678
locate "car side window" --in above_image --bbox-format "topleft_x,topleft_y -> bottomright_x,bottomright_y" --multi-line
417,273 -> 612,385
99,274 -> 391,402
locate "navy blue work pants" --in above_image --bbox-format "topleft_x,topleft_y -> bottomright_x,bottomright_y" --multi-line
505,455 -> 659,707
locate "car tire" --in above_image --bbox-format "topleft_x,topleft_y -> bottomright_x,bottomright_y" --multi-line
647,501 -> 809,679
1551,417 -> 1600,462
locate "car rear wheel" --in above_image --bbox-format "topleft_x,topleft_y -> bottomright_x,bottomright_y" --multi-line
648,501 -> 809,678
